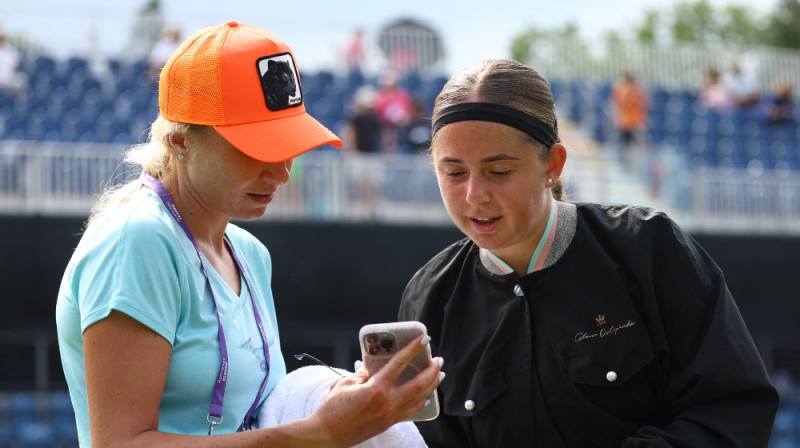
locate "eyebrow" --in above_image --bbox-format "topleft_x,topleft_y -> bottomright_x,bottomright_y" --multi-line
438,155 -> 522,164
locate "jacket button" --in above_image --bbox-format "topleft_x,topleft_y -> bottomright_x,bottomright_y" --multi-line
464,400 -> 476,411
513,285 -> 524,296
606,371 -> 618,382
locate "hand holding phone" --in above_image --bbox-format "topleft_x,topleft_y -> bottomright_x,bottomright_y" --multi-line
358,321 -> 440,421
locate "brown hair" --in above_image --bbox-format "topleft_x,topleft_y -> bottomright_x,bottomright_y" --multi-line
431,59 -> 564,200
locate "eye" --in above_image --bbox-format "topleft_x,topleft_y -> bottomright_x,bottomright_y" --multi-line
490,170 -> 511,177
444,170 -> 466,178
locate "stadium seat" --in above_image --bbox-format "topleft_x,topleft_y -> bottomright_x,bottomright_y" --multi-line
0,424 -> 11,448
13,421 -> 54,448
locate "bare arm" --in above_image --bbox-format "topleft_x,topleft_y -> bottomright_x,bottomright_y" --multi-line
84,311 -> 441,448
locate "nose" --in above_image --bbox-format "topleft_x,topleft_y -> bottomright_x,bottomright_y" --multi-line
465,174 -> 490,205
263,159 -> 292,184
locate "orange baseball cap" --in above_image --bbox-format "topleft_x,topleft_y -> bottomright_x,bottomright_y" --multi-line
158,21 -> 342,162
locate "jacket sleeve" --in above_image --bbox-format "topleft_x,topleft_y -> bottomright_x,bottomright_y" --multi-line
620,213 -> 778,447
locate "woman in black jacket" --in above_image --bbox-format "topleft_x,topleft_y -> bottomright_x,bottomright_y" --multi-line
399,58 -> 778,447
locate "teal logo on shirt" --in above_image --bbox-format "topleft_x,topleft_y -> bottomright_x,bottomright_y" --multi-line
238,337 -> 268,372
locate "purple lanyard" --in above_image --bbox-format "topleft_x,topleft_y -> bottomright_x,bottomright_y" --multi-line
140,172 -> 270,435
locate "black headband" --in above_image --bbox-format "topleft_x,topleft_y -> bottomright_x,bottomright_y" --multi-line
432,102 -> 558,148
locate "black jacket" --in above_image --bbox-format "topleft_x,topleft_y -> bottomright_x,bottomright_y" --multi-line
399,203 -> 778,447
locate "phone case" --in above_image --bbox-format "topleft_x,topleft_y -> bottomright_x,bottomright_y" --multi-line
358,321 -> 440,421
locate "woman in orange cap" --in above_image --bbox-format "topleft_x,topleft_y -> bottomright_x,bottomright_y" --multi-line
56,21 -> 443,447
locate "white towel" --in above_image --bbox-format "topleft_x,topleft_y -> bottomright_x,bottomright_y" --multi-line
256,365 -> 427,448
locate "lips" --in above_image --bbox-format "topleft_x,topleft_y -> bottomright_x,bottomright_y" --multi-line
248,192 -> 274,204
469,216 -> 500,231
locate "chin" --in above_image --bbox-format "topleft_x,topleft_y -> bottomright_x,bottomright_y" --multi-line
236,207 -> 268,221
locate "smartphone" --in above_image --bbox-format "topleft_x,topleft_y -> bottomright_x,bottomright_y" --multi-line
358,321 -> 440,421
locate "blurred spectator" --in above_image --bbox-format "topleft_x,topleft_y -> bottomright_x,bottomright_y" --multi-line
343,85 -> 381,153
700,67 -> 733,111
0,30 -> 27,100
342,28 -> 366,76
127,0 -> 164,58
343,85 -> 383,218
148,26 -> 182,80
723,59 -> 760,108
610,70 -> 650,157
374,71 -> 414,153
762,80 -> 795,124
398,100 -> 432,154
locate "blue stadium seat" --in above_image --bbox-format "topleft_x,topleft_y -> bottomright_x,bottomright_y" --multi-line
46,392 -> 74,420
0,424 -> 11,448
30,55 -> 57,80
13,421 -> 54,448
7,392 -> 39,426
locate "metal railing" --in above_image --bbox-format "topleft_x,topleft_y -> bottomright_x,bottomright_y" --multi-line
527,35 -> 800,94
2,140 -> 800,234
0,141 -> 449,224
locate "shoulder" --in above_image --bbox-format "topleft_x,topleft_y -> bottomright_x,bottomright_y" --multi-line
225,222 -> 272,273
225,223 -> 269,255
413,237 -> 476,275
404,237 -> 477,294
575,202 -> 680,240
82,190 -> 178,252
575,202 -> 722,294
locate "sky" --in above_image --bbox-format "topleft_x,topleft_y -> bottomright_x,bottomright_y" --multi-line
0,0 -> 780,75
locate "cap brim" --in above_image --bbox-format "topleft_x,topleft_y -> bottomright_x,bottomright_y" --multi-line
214,111 -> 343,163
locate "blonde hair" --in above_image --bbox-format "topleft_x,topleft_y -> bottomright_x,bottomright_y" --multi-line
431,59 -> 564,199
85,115 -> 200,228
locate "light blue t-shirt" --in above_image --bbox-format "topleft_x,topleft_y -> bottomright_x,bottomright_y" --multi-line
56,188 -> 287,446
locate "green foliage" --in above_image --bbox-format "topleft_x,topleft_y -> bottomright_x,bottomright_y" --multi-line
634,10 -> 660,43
509,0 -> 800,53
510,28 -> 543,63
509,21 -> 581,64
765,0 -> 800,48
671,0 -> 716,43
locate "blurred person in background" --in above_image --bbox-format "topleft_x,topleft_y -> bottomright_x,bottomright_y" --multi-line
700,67 -> 734,111
56,20 -> 442,448
148,26 -> 182,80
397,99 -> 433,154
343,85 -> 382,217
610,69 -> 650,165
399,58 -> 778,447
723,58 -> 761,109
342,28 -> 366,76
374,70 -> 414,153
762,79 -> 795,125
0,29 -> 27,100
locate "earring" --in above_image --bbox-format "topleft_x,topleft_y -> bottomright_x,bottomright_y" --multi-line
547,178 -> 553,185
177,154 -> 185,160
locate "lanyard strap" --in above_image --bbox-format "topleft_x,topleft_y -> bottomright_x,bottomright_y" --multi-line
140,172 -> 270,434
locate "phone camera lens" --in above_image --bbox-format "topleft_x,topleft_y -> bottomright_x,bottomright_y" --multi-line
368,344 -> 381,355
381,339 -> 394,351
366,335 -> 378,344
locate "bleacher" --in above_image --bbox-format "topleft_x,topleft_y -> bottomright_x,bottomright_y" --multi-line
550,78 -> 800,172
0,391 -> 77,448
0,53 -> 449,149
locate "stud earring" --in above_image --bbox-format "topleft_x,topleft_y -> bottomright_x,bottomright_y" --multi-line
178,154 -> 185,160
547,178 -> 553,185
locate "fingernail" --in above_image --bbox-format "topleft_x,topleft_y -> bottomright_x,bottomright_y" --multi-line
424,399 -> 431,407
354,360 -> 363,371
420,335 -> 431,345
437,357 -> 444,368
438,372 -> 446,382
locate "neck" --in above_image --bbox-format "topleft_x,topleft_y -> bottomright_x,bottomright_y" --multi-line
160,174 -> 229,252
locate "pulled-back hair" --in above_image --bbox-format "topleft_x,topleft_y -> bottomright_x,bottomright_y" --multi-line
432,59 -> 564,200
85,115 -> 199,228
